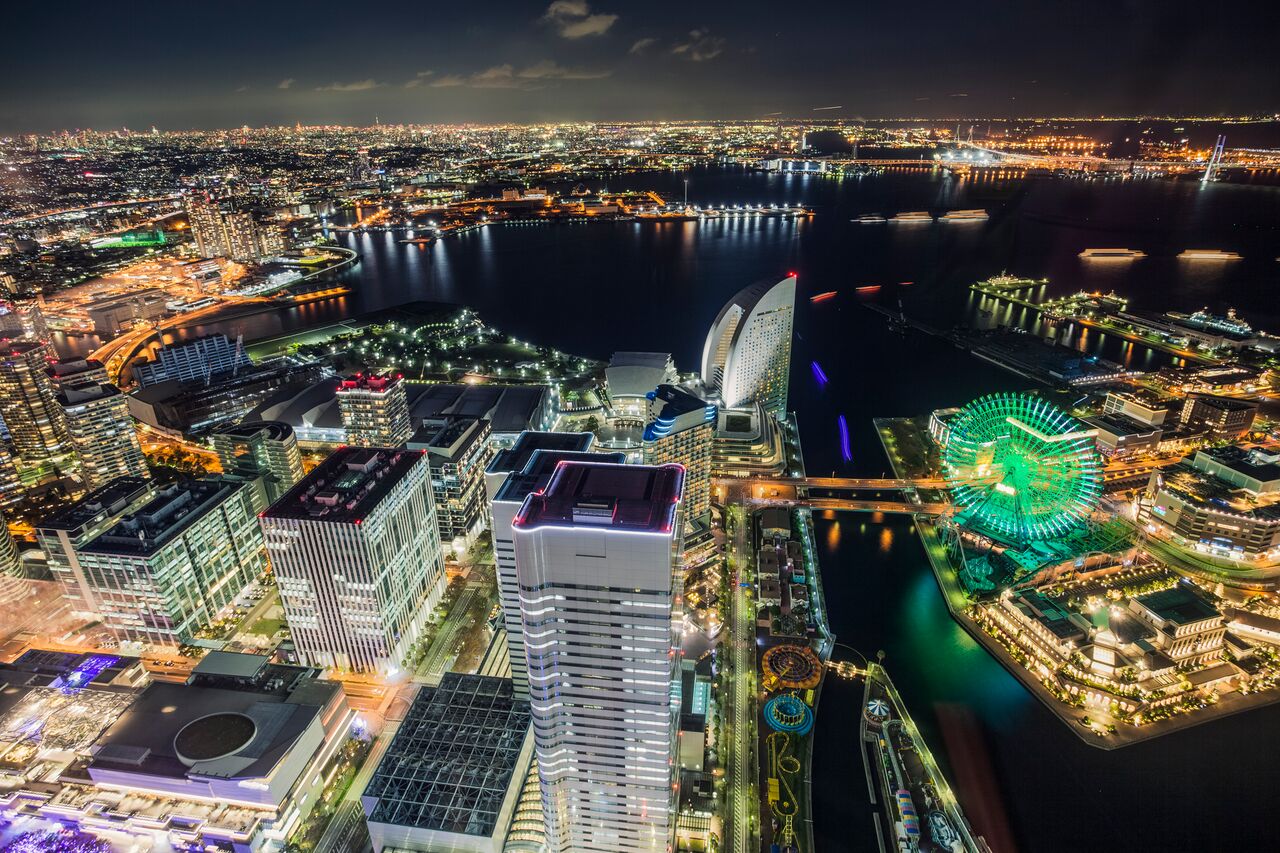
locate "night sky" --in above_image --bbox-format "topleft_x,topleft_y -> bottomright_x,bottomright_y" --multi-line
3,0 -> 1276,131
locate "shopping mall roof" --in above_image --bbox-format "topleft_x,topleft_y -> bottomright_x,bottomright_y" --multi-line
362,673 -> 529,839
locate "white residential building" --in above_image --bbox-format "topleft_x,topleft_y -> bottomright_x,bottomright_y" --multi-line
58,382 -> 149,490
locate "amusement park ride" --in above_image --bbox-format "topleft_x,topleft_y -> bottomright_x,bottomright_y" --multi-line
939,392 -> 1106,591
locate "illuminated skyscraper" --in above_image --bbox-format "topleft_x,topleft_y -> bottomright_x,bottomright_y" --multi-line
211,420 -> 305,509
0,339 -> 71,459
47,357 -> 109,391
186,195 -> 227,258
0,299 -> 48,341
0,512 -> 20,577
512,461 -> 684,853
485,430 -> 616,700
58,383 -> 149,490
260,447 -> 445,673
185,195 -> 276,261
700,275 -> 796,420
0,444 -> 22,509
336,373 -> 413,447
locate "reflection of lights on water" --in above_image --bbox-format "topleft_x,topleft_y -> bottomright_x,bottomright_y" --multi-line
879,527 -> 894,553
826,522 -> 841,550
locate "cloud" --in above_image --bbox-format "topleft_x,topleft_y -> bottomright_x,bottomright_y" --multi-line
518,60 -> 611,81
235,85 -> 250,92
542,0 -> 617,39
316,79 -> 384,92
432,62 -> 609,89
277,78 -> 295,89
672,29 -> 725,61
404,71 -> 434,89
629,37 -> 657,55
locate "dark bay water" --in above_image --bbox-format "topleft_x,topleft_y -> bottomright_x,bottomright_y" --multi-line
61,167 -> 1280,851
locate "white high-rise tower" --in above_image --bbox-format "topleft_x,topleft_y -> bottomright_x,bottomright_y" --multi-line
512,461 -> 684,853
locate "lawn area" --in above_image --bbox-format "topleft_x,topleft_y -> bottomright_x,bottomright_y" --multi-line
250,617 -> 287,636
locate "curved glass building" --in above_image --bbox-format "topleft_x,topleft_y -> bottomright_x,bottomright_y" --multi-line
700,275 -> 796,420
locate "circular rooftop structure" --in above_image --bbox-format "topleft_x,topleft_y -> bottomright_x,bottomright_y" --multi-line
174,712 -> 256,766
761,644 -> 823,690
764,694 -> 814,735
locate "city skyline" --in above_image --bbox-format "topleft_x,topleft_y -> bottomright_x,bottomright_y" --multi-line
4,0 -> 1278,132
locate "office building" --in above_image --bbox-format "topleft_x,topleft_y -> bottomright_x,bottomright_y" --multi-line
58,383 -> 149,490
0,650 -> 353,853
84,288 -> 171,336
127,359 -> 324,436
0,339 -> 71,459
255,380 -> 555,447
605,352 -> 678,423
1102,390 -> 1172,427
642,384 -> 716,526
336,373 -> 414,448
75,478 -> 266,644
260,447 -> 445,673
512,461 -> 684,853
1179,393 -> 1258,440
700,275 -> 796,420
46,356 -> 109,390
1083,413 -> 1162,458
362,673 -> 533,853
35,476 -> 155,616
408,417 -> 494,549
212,420 -> 305,509
133,333 -> 252,387
1140,447 -> 1280,562
486,431 -> 619,699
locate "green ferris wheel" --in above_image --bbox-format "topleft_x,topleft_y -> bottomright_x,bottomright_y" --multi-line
942,392 -> 1103,544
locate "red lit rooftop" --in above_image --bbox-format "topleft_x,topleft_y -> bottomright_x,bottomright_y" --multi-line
338,372 -> 403,393
513,461 -> 684,534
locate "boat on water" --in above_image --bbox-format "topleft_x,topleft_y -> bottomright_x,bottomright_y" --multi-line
891,211 -> 934,223
1079,248 -> 1146,259
810,291 -> 838,303
940,209 -> 988,222
1178,248 -> 1242,260
398,236 -> 436,245
854,214 -> 887,223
